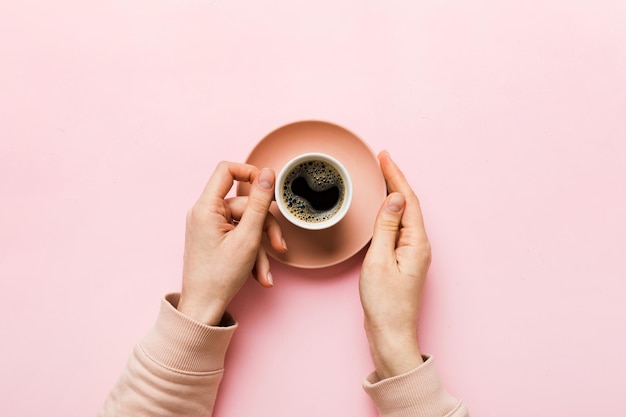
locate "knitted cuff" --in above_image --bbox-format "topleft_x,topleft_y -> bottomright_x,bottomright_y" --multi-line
363,355 -> 463,417
140,293 -> 238,374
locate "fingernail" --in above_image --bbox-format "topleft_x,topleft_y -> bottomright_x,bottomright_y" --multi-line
281,237 -> 288,251
267,271 -> 274,286
387,193 -> 405,212
258,168 -> 274,190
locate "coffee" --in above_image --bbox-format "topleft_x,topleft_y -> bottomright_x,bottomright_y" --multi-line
280,160 -> 346,224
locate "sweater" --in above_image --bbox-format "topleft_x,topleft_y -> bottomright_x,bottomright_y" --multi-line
99,294 -> 469,417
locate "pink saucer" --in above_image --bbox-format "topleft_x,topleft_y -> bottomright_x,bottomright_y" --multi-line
237,120 -> 387,269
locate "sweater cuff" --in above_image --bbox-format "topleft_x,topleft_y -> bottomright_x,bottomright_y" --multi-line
363,355 -> 462,417
139,293 -> 238,374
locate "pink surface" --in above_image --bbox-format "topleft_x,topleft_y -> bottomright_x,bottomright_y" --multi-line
1,1 -> 625,416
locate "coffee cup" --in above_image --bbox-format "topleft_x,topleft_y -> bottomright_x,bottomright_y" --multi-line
275,153 -> 352,230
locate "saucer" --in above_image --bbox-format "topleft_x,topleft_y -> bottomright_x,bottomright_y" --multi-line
236,120 -> 387,269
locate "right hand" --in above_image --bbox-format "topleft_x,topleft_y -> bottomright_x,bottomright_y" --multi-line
359,151 -> 432,379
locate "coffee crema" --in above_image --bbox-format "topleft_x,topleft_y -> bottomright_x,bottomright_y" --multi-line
281,160 -> 345,223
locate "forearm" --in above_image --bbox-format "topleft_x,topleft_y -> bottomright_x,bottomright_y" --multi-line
99,294 -> 237,417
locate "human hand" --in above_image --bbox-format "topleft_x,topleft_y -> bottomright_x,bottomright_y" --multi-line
177,162 -> 287,326
359,151 -> 431,379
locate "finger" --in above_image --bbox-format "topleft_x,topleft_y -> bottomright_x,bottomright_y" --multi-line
236,168 -> 276,242
378,151 -> 427,235
253,246 -> 274,288
369,192 -> 406,258
197,161 -> 260,206
227,196 -> 288,253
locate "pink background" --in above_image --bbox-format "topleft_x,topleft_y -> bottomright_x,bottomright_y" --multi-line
1,1 -> 625,416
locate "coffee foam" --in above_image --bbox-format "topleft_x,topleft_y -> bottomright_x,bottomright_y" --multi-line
281,160 -> 345,223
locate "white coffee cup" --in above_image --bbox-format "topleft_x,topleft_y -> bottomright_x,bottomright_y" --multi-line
275,153 -> 352,230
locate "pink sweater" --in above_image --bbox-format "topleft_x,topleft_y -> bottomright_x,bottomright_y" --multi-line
100,294 -> 469,417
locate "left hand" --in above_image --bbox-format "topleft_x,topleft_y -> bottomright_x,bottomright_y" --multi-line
177,161 -> 287,326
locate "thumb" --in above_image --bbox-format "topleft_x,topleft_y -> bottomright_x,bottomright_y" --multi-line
369,192 -> 406,256
237,168 -> 275,241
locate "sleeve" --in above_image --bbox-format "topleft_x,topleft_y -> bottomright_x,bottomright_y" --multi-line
98,293 -> 238,417
363,356 -> 469,417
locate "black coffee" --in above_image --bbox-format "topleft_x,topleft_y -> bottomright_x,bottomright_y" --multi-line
281,160 -> 345,223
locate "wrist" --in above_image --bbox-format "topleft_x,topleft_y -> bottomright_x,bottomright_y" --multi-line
366,327 -> 423,379
177,294 -> 227,326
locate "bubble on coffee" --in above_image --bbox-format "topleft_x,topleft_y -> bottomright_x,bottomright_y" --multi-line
281,160 -> 345,223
